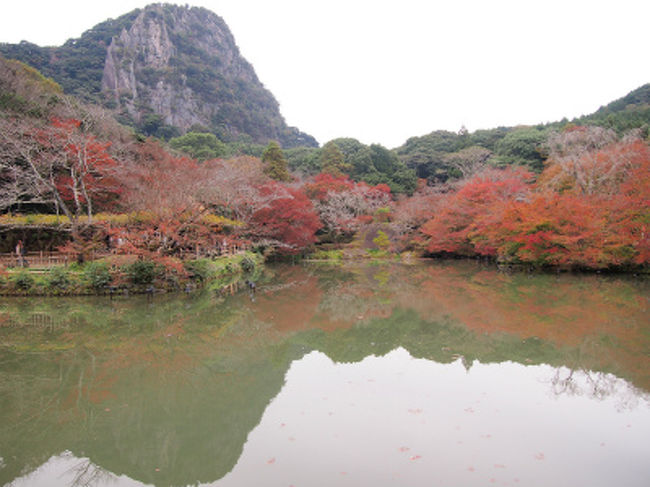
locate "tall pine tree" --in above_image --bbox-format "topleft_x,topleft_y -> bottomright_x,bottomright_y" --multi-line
320,141 -> 350,177
262,141 -> 292,181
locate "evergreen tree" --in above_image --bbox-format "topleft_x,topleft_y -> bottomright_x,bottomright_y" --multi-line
169,132 -> 226,161
262,141 -> 292,181
320,141 -> 350,177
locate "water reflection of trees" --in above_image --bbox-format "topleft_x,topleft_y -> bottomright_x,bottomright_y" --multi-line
0,261 -> 647,487
547,367 -> 648,411
309,261 -> 649,391
67,457 -> 116,487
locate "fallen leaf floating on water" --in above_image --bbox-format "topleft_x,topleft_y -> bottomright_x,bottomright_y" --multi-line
267,458 -> 276,465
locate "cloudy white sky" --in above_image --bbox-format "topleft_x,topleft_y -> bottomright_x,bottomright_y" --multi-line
1,0 -> 649,147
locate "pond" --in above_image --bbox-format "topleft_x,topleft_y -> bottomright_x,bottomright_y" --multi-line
0,261 -> 649,487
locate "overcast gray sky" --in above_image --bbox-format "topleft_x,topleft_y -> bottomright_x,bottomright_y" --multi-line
1,0 -> 648,147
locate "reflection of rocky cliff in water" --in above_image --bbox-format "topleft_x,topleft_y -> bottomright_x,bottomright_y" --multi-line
0,346 -> 297,486
0,262 -> 648,486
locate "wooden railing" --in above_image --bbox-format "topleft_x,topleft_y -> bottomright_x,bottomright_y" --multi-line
0,251 -> 69,268
1,244 -> 251,268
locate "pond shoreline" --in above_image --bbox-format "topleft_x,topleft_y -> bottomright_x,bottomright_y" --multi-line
0,251 -> 264,297
304,252 -> 650,275
1,251 -> 647,297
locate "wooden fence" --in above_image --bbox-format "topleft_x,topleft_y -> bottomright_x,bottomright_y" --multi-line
1,244 -> 251,269
0,251 -> 111,268
0,251 -> 69,268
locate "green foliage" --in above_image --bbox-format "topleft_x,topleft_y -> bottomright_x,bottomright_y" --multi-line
136,113 -> 181,140
310,249 -> 344,261
84,261 -> 111,290
320,138 -> 417,194
125,260 -> 159,286
0,5 -> 317,148
397,130 -> 492,182
169,132 -> 227,161
240,255 -> 257,273
262,141 -> 292,181
372,230 -> 391,250
11,270 -> 34,290
285,146 -> 320,174
573,85 -> 650,137
0,10 -> 140,103
320,141 -> 350,176
184,258 -> 217,282
493,127 -> 547,171
397,126 -> 548,180
224,140 -> 266,158
46,266 -> 71,290
394,84 -> 648,184
184,253 -> 260,283
365,248 -> 391,258
589,83 -> 650,117
0,58 -> 63,117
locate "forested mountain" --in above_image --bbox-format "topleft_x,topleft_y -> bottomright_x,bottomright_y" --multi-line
576,83 -> 650,133
395,83 -> 650,183
0,38 -> 648,268
0,3 -> 316,147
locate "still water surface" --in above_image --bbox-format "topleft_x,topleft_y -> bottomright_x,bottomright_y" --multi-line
1,261 -> 649,486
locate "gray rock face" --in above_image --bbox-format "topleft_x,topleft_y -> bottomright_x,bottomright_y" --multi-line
100,4 -> 316,146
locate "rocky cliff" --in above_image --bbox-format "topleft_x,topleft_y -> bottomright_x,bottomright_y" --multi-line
0,4 -> 317,147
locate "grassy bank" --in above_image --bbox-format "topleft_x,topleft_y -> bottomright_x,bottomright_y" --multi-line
0,252 -> 264,296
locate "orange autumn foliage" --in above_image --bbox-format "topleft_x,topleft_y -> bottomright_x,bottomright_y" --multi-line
420,137 -> 649,268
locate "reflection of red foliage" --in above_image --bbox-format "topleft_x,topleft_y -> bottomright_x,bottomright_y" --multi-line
389,263 -> 650,389
253,268 -> 322,332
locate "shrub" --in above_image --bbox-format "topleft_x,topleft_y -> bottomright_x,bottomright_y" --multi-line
125,260 -> 159,286
311,249 -> 343,261
11,270 -> 34,290
240,255 -> 257,273
153,257 -> 188,289
184,259 -> 216,282
46,266 -> 71,290
84,261 -> 111,290
373,230 -> 391,250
